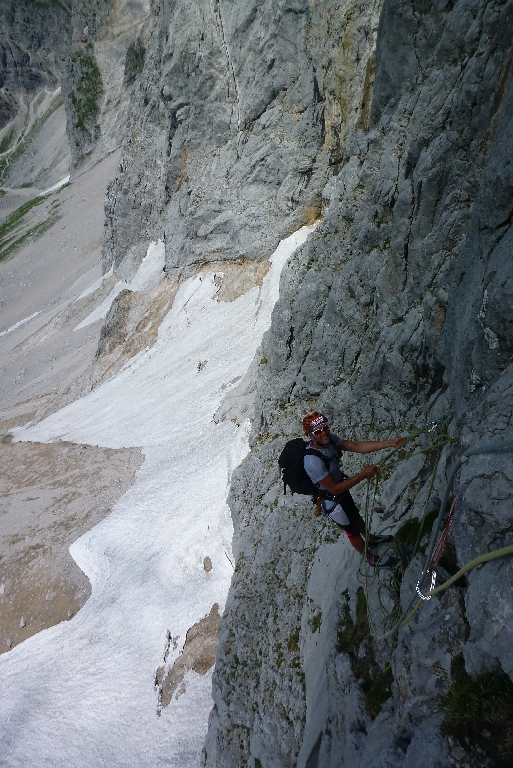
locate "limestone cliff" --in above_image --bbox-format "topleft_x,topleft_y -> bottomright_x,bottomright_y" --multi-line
102,0 -> 381,281
0,0 -> 69,130
0,0 -> 149,188
0,0 -> 71,190
61,0 -> 150,169
2,0 -> 512,766
201,1 -> 513,766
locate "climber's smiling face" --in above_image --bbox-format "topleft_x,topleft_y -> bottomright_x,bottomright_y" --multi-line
310,424 -> 331,447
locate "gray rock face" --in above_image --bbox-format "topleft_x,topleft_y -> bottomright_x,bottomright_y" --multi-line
3,0 -> 512,764
0,0 -> 148,185
61,0 -> 150,170
0,0 -> 70,129
102,0 -> 381,280
204,0 -> 513,765
0,0 -> 71,188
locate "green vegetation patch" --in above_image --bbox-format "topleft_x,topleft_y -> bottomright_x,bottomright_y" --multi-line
1,213 -> 60,261
0,129 -> 15,155
337,587 -> 393,718
0,195 -> 45,243
395,508 -> 438,547
439,654 -> 513,767
69,44 -> 103,143
0,95 -> 64,185
33,0 -> 72,11
0,195 -> 60,261
287,628 -> 300,653
308,610 -> 322,634
124,38 -> 146,84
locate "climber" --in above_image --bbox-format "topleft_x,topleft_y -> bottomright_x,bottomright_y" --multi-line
302,412 -> 407,568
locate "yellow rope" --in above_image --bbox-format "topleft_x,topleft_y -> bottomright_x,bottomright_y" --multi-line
359,419 -> 453,639
360,427 -> 513,643
374,543 -> 513,641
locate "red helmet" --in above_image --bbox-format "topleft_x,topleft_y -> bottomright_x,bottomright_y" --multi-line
302,411 -> 329,436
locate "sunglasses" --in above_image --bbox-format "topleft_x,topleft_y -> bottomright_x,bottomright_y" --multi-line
311,425 -> 330,436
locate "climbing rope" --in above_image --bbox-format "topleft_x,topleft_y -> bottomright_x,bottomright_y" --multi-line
358,415 -> 455,645
415,492 -> 458,600
358,426 -> 513,644
378,542 -> 513,642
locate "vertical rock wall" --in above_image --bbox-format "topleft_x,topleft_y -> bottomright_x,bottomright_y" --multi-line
204,0 -> 513,766
102,0 -> 382,281
2,0 -> 512,765
0,0 -> 70,129
0,0 -> 149,179
61,0 -> 150,169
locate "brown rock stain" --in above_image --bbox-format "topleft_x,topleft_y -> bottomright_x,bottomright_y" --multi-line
157,604 -> 221,708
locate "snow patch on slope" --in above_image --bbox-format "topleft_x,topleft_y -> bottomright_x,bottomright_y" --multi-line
41,174 -> 70,195
2,225 -> 315,768
74,240 -> 166,330
0,310 -> 42,337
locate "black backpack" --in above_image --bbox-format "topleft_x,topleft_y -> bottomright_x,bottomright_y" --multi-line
278,438 -> 331,497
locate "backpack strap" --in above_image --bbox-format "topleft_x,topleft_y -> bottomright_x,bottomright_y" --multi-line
305,438 -> 342,468
304,444 -> 337,501
304,447 -> 331,473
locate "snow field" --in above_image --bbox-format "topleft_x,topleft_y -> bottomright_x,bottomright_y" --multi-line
73,239 -> 165,330
1,225 -> 315,767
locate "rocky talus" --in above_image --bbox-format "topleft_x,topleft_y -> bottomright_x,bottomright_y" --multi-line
203,0 -> 513,766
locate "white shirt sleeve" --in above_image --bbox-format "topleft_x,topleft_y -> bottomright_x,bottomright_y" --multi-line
304,454 -> 330,484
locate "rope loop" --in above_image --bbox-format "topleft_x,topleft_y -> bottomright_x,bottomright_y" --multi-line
356,419 -> 513,646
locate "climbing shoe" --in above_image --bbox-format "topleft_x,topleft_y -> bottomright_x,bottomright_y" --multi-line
371,534 -> 394,545
371,555 -> 397,569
